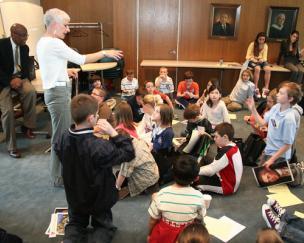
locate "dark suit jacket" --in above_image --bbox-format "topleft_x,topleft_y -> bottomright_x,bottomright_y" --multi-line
0,37 -> 30,89
212,22 -> 234,36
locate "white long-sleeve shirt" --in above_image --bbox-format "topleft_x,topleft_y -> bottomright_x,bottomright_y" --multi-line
36,37 -> 86,90
201,100 -> 230,127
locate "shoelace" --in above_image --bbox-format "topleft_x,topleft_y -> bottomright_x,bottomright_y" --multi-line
267,210 -> 280,224
272,202 -> 285,217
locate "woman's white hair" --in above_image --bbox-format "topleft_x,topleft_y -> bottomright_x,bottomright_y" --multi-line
44,8 -> 70,27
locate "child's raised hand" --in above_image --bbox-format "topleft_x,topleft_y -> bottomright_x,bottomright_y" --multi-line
96,119 -> 118,137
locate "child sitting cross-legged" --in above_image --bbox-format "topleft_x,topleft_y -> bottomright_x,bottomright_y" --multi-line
223,69 -> 255,112
115,129 -> 159,199
182,103 -> 213,137
201,85 -> 231,129
147,155 -> 206,243
54,94 -> 135,242
195,122 -> 243,195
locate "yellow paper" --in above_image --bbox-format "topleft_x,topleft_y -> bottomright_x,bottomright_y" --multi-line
228,113 -> 237,120
294,211 -> 304,219
172,120 -> 179,125
204,216 -> 230,238
267,193 -> 303,207
268,184 -> 290,194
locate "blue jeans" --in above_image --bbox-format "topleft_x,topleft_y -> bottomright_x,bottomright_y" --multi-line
279,213 -> 304,243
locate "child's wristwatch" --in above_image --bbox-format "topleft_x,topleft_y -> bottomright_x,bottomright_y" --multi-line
102,50 -> 107,57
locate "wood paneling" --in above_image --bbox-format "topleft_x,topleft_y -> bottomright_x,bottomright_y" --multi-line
41,0 -> 113,53
113,0 -> 137,75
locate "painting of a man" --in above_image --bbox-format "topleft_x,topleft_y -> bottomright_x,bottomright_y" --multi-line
212,12 -> 234,36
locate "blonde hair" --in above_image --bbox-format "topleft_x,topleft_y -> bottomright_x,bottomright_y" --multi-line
241,69 -> 253,81
143,94 -> 156,107
44,8 -> 70,27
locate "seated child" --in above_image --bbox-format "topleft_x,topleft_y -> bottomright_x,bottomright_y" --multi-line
177,223 -> 210,243
244,88 -> 277,139
127,88 -> 145,123
182,104 -> 213,137
54,94 -> 135,242
115,129 -> 159,198
246,82 -> 302,169
151,104 -> 174,183
121,69 -> 138,100
148,155 -> 206,243
196,122 -> 243,195
197,78 -> 219,107
176,70 -> 200,109
223,69 -> 255,112
145,81 -> 174,109
201,85 -> 231,128
137,94 -> 157,136
89,74 -> 102,93
154,66 -> 174,100
115,101 -> 139,138
91,87 -> 115,126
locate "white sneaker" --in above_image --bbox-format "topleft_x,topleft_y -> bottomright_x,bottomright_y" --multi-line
255,88 -> 261,99
262,204 -> 280,230
262,88 -> 269,99
267,199 -> 286,218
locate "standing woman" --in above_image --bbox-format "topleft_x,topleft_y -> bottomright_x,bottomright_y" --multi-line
37,8 -> 123,187
278,30 -> 304,84
246,32 -> 271,99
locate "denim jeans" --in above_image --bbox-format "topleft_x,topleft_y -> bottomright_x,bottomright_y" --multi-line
279,213 -> 304,243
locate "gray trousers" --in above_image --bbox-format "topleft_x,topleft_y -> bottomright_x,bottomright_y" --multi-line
285,63 -> 304,84
0,79 -> 36,150
44,84 -> 72,181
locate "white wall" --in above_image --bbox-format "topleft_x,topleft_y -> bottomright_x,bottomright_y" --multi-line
0,0 -> 41,38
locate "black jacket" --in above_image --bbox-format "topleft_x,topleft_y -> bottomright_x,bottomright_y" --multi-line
0,37 -> 30,88
277,40 -> 300,65
54,126 -> 135,215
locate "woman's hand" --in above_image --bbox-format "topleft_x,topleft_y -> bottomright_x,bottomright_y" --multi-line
67,68 -> 80,79
103,50 -> 124,60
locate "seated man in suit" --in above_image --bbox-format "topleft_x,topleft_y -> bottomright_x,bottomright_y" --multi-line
0,23 -> 37,158
212,13 -> 234,37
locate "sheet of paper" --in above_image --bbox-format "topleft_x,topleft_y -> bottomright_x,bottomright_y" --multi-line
268,184 -> 290,194
204,216 -> 246,243
172,119 -> 179,125
181,120 -> 188,125
217,216 -> 246,242
183,130 -> 200,153
267,193 -> 303,207
294,211 -> 304,219
228,113 -> 237,120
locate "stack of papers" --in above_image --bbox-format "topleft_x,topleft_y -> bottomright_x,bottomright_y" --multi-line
294,211 -> 304,218
267,184 -> 303,207
204,215 -> 246,242
228,113 -> 237,120
45,207 -> 69,238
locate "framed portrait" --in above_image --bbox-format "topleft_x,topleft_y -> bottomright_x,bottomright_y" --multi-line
209,4 -> 241,39
266,6 -> 299,41
252,161 -> 294,188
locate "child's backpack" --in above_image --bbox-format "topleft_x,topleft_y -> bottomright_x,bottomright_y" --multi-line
242,133 -> 266,166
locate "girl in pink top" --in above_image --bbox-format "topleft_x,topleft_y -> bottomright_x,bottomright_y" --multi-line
115,101 -> 138,138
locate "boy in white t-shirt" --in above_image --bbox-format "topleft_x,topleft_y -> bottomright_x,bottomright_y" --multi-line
246,82 -> 302,169
155,67 -> 174,100
121,69 -> 138,100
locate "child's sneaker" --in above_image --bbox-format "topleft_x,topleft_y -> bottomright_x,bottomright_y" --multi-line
262,88 -> 269,99
267,199 -> 286,218
262,204 -> 280,230
255,88 -> 261,99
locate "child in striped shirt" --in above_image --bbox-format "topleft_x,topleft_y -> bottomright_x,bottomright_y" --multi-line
121,69 -> 138,100
155,67 -> 174,100
148,155 -> 206,243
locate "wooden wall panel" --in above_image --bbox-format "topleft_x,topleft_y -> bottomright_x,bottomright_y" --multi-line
41,0 -> 113,53
113,0 -> 137,75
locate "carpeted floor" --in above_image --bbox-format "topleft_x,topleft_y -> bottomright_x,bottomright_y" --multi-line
0,102 -> 303,243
